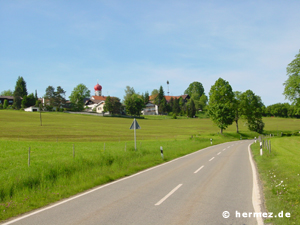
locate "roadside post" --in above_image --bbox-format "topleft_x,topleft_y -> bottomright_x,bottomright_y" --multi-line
255,137 -> 257,143
28,147 -> 31,167
210,138 -> 212,145
130,118 -> 141,151
260,141 -> 263,156
160,146 -> 164,160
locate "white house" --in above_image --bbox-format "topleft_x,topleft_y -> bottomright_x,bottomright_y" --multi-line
142,102 -> 158,115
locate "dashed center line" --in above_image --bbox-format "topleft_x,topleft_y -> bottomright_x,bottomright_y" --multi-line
217,152 -> 221,155
155,184 -> 183,206
194,165 -> 204,174
223,148 -> 226,151
209,157 -> 215,161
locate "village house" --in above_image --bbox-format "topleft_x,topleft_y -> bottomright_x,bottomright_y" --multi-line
84,83 -> 110,114
142,94 -> 190,115
0,96 -> 14,105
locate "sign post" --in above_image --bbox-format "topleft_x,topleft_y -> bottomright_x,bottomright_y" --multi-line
130,118 -> 141,151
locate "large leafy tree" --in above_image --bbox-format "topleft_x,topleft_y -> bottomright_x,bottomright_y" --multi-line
207,78 -> 235,134
123,86 -> 135,103
69,84 -> 91,111
283,50 -> 300,105
104,96 -> 122,114
13,76 -> 28,109
233,91 -> 242,133
184,81 -> 207,111
240,90 -> 265,133
125,94 -> 144,116
21,93 -> 36,108
184,81 -> 205,97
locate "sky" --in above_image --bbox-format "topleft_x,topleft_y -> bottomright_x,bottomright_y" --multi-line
1,0 -> 300,106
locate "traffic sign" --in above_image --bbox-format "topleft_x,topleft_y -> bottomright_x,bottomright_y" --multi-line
130,118 -> 141,151
130,119 -> 141,130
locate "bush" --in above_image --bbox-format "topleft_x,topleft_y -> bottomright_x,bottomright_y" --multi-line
0,103 -> 3,109
172,114 -> 177,119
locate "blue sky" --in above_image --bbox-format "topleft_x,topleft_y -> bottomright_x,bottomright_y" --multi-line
1,0 -> 300,106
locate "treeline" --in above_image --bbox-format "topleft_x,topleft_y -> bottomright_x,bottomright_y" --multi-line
114,81 -> 208,117
0,77 -> 41,110
263,103 -> 300,118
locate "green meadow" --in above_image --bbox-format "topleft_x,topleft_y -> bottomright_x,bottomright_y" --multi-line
0,110 -> 299,221
251,137 -> 300,225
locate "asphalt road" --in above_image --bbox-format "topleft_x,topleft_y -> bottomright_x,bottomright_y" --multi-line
3,140 -> 259,225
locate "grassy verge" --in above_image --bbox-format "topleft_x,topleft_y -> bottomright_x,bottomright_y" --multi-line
0,135 -> 243,221
251,137 -> 300,224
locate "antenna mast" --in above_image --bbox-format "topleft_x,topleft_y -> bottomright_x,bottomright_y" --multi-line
167,80 -> 169,96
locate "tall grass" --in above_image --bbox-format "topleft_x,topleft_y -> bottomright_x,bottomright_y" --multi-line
251,137 -> 300,224
0,135 -> 244,220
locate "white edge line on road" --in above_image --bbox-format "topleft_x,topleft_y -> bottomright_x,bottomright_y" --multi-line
209,157 -> 215,161
194,165 -> 204,174
155,184 -> 183,206
248,143 -> 264,225
2,141 -> 245,225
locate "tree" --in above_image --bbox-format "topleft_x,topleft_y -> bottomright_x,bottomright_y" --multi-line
158,97 -> 167,114
155,86 -> 165,106
207,78 -> 235,134
21,93 -> 36,108
198,94 -> 208,111
13,76 -> 28,109
172,98 -> 180,115
142,91 -> 150,105
123,86 -> 135,103
233,91 -> 242,133
3,99 -> 8,109
187,99 -> 196,117
69,84 -> 91,111
44,86 -> 55,108
125,94 -> 144,116
240,90 -> 265,133
184,81 -> 205,98
0,90 -> 13,96
167,97 -> 174,113
151,89 -> 159,97
283,50 -> 300,105
104,96 -> 122,114
54,86 -> 66,109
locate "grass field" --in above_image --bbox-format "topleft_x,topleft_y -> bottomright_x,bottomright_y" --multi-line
251,137 -> 300,225
0,110 -> 299,221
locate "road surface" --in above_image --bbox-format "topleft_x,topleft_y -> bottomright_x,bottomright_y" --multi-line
3,140 -> 261,225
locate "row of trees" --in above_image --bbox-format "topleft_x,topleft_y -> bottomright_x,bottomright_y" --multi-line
263,103 -> 300,118
207,78 -> 265,134
2,76 -> 41,109
43,84 -> 91,111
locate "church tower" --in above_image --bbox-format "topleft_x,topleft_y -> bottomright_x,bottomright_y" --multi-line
94,83 -> 102,96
